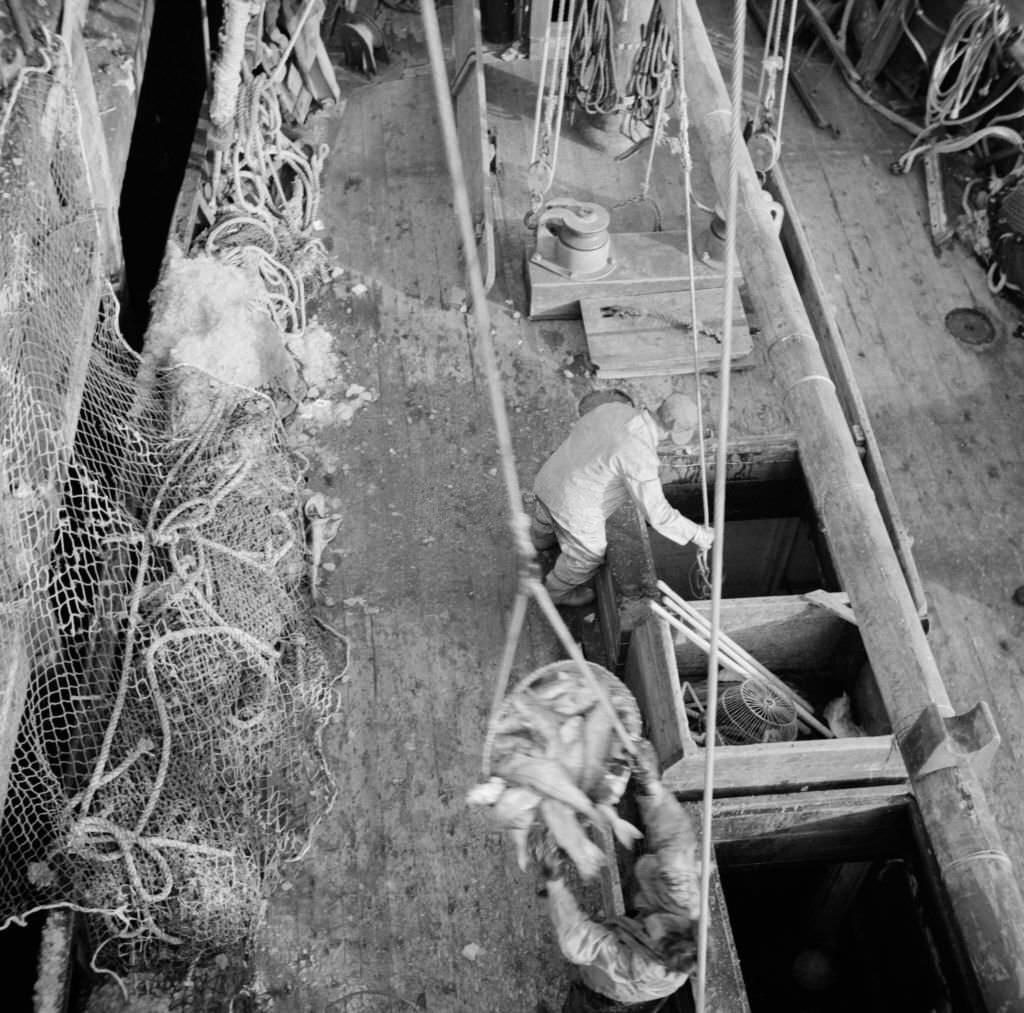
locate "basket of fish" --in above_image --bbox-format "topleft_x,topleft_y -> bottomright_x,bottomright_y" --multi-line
468,660 -> 644,880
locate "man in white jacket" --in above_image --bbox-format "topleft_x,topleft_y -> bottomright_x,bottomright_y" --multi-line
532,394 -> 714,606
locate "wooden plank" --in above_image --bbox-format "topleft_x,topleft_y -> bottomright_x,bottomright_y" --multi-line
622,609 -> 691,768
451,0 -> 495,292
169,95 -> 211,248
581,288 -> 754,379
855,0 -> 916,85
67,27 -> 122,274
526,231 -> 732,319
662,735 -> 906,798
671,594 -> 849,677
0,619 -> 29,830
705,861 -> 752,1012
710,785 -> 913,861
768,167 -> 929,622
594,822 -> 625,917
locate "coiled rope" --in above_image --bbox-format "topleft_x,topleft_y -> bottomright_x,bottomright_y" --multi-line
201,74 -> 331,334
570,0 -> 622,116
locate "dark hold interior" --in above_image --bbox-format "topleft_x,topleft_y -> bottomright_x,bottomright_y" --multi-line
654,474 -> 839,602
716,804 -> 983,1012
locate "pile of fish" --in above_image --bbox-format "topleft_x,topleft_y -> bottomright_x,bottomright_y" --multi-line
468,661 -> 644,880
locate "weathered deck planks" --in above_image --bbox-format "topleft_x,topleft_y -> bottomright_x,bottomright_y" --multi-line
764,23 -> 1024,884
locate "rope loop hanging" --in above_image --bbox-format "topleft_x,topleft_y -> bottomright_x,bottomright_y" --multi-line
570,0 -> 622,117
623,0 -> 675,141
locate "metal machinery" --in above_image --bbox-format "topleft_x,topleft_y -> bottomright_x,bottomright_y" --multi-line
530,199 -> 615,281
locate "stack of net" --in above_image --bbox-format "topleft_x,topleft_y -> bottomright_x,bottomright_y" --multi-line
0,48 -> 341,974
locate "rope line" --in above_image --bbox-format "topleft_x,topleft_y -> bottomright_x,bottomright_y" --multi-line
695,0 -> 745,1005
420,0 -> 637,773
528,0 -> 579,222
673,0 -> 712,600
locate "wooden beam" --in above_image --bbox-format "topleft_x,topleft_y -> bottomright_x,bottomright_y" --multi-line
709,785 -> 912,864
670,593 -> 849,677
855,0 -> 916,85
623,608 -> 692,768
704,861 -> 751,1011
66,26 -> 123,275
662,735 -> 906,799
767,168 -> 928,622
0,621 -> 29,830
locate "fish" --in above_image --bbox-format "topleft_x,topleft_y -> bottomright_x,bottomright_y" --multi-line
506,693 -> 564,756
557,714 -> 586,784
540,798 -> 605,880
596,802 -> 643,847
495,753 -> 598,820
466,777 -> 507,807
492,784 -> 542,831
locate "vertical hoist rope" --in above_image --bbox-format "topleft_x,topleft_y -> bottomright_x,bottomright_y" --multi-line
673,0 -> 711,585
529,0 -> 562,165
775,0 -> 800,147
420,0 -> 637,773
694,0 -> 745,1007
529,0 -> 579,210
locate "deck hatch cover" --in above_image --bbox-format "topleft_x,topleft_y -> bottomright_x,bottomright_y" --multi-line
944,307 -> 996,347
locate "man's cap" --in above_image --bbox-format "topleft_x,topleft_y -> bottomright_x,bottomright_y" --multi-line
656,393 -> 700,447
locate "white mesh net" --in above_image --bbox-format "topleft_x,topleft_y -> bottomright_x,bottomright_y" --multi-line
0,45 -> 341,976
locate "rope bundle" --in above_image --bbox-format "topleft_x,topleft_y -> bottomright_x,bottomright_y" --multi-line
569,0 -> 621,116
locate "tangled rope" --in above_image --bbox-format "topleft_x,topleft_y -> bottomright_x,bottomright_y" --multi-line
897,1 -> 1024,174
200,75 -> 331,334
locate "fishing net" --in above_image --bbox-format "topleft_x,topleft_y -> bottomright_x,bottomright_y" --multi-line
0,46 -> 341,975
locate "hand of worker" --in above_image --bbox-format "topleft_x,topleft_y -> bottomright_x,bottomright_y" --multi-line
631,738 -> 661,794
691,525 -> 714,553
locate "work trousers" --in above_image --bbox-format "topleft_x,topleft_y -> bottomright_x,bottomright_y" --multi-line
530,499 -> 606,600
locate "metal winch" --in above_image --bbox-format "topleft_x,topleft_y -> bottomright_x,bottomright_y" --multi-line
530,200 -> 614,280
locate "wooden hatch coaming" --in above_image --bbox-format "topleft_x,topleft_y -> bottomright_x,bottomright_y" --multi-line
595,460 -> 908,799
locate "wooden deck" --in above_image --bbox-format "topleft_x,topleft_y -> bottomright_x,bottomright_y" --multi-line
256,4 -> 1024,1009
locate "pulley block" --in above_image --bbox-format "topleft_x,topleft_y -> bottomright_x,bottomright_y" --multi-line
530,200 -> 615,281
